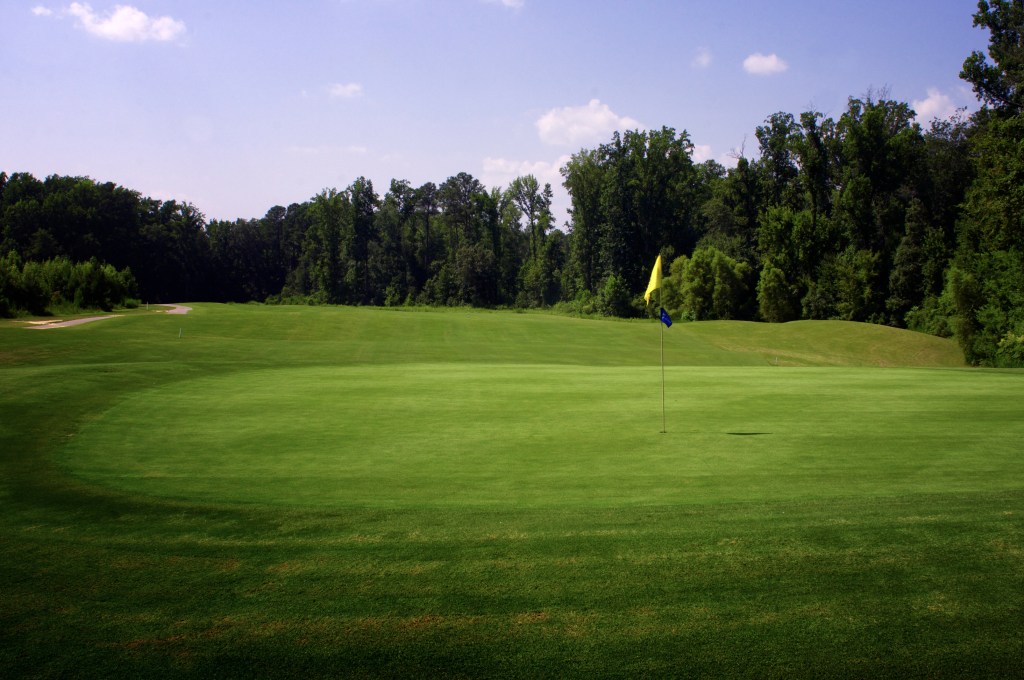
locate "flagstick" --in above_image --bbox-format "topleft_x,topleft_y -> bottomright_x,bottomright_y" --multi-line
660,289 -> 666,434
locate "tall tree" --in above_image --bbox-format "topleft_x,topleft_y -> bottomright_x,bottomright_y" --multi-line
411,181 -> 441,293
961,0 -> 1024,115
370,184 -> 408,306
695,159 -> 759,263
599,127 -> 697,297
208,218 -> 264,302
346,176 -> 378,304
508,175 -> 552,260
507,175 -> 557,307
438,172 -> 485,251
279,202 -> 313,298
755,112 -> 801,209
943,0 -> 1024,364
131,200 -> 205,302
561,148 -> 606,296
305,188 -> 346,304
949,114 -> 1024,362
792,111 -> 837,226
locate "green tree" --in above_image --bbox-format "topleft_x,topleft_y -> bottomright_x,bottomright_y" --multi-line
562,149 -> 606,295
508,175 -> 552,261
279,203 -> 313,299
793,111 -> 838,225
305,188 -> 346,304
667,247 -> 751,321
886,199 -> 929,323
507,175 -> 557,307
339,177 -> 378,305
757,265 -> 799,322
134,200 -> 210,302
595,272 -> 633,317
599,127 -> 697,298
755,112 -> 800,209
919,113 -> 975,297
696,159 -> 760,263
427,173 -> 505,306
949,115 -> 1024,363
806,247 -> 880,322
207,218 -> 261,302
834,95 -> 923,254
961,0 -> 1024,115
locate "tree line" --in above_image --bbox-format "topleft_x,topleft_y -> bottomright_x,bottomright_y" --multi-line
0,170 -> 567,312
2,2 -> 1022,365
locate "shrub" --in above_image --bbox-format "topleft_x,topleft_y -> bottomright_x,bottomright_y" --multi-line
0,253 -> 137,317
995,329 -> 1019,366
758,265 -> 799,322
596,273 -> 633,317
668,247 -> 751,321
995,331 -> 1024,367
904,294 -> 955,338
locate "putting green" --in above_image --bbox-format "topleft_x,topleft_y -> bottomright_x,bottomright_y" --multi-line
58,364 -> 1024,508
5,305 -> 1023,677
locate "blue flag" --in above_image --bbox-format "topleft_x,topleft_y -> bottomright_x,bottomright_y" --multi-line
660,307 -> 672,328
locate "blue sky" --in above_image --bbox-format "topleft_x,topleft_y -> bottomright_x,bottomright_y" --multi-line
2,1 -> 989,224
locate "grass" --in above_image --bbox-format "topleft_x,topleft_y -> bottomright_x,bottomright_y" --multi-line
1,304 -> 1021,678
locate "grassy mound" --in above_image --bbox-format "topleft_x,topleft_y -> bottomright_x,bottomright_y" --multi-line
2,305 -> 1020,678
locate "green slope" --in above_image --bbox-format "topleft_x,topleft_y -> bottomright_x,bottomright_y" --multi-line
687,319 -> 965,367
4,304 -> 1022,680
2,303 -> 963,367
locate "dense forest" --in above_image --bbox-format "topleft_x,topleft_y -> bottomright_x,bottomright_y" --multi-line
2,1 -> 1023,366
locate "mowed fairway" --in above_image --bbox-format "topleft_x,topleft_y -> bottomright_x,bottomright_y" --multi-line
1,304 -> 1022,678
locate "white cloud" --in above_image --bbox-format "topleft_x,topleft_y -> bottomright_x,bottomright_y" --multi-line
484,0 -> 524,8
691,144 -> 712,162
32,6 -> 54,16
482,155 -> 569,189
536,99 -> 642,147
692,47 -> 712,69
743,52 -> 788,75
912,87 -> 956,122
66,3 -> 186,42
328,82 -> 364,99
482,155 -> 573,224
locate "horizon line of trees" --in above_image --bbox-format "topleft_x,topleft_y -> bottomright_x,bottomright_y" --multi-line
2,2 -> 1023,366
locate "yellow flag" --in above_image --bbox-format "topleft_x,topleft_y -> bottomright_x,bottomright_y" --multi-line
644,255 -> 662,305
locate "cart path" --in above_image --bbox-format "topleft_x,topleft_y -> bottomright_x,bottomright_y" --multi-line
25,315 -> 122,329
160,304 -> 193,314
22,304 -> 191,329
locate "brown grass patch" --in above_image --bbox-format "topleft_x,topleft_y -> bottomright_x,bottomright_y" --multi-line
122,633 -> 188,650
513,611 -> 549,625
398,614 -> 445,631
